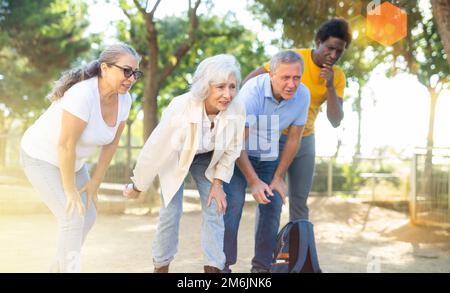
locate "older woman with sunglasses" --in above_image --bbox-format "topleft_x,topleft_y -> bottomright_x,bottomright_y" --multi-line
20,43 -> 142,272
123,54 -> 246,273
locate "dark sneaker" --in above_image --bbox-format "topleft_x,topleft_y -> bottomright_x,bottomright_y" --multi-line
154,265 -> 169,273
250,266 -> 270,273
204,265 -> 221,273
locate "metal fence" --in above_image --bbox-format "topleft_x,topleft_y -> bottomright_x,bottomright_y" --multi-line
410,149 -> 450,227
99,146 -> 411,206
0,132 -> 412,202
0,133 -> 26,182
3,133 -> 450,227
311,156 -> 410,203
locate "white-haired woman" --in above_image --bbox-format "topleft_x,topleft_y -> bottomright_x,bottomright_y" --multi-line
123,54 -> 246,273
20,43 -> 142,272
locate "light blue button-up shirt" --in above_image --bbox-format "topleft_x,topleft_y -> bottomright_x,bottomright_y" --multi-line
237,73 -> 310,160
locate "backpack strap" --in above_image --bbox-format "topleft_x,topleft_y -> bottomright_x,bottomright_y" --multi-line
279,222 -> 294,243
291,220 -> 310,273
274,222 -> 294,255
307,222 -> 322,273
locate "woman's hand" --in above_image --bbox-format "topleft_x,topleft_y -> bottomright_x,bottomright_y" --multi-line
207,180 -> 227,214
123,183 -> 141,199
79,180 -> 100,209
65,189 -> 86,217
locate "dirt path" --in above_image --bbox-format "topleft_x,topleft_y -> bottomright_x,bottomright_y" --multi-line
1,197 -> 449,273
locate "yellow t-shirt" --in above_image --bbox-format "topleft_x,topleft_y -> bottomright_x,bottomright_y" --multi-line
264,48 -> 346,137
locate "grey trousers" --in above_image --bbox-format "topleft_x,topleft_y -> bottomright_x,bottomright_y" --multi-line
21,149 -> 96,273
279,134 -> 316,220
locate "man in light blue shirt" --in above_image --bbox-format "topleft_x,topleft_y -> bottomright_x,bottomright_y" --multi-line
223,51 -> 310,273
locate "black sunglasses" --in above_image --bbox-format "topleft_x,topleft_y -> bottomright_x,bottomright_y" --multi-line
110,64 -> 143,80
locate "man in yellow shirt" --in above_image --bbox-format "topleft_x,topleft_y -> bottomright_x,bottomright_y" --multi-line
244,18 -> 351,224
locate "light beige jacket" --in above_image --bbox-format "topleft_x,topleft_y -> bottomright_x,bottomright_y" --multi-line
131,92 -> 246,206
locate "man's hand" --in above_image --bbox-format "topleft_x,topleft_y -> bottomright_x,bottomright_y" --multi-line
249,178 -> 273,204
269,175 -> 287,205
320,63 -> 335,89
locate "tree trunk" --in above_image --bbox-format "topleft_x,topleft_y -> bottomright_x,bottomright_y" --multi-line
351,84 -> 363,187
138,0 -> 201,142
431,0 -> 450,67
425,87 -> 438,165
0,113 -> 6,167
142,7 -> 161,142
355,85 -> 362,159
124,118 -> 133,182
143,72 -> 159,141
422,87 -> 439,198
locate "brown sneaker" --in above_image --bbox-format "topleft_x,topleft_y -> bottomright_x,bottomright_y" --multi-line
204,265 -> 221,273
154,264 -> 169,273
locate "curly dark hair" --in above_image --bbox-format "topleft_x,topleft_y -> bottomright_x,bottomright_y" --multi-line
315,18 -> 352,49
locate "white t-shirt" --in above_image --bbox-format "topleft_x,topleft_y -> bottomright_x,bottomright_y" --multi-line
196,104 -> 221,155
21,77 -> 132,171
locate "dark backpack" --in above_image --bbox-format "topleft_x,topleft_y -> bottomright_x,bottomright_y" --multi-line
270,219 -> 322,273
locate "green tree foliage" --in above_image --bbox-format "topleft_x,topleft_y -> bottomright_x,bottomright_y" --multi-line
250,0 -> 449,198
0,0 -> 95,165
111,3 -> 267,187
116,0 -> 267,139
430,0 -> 450,67
398,1 -> 449,197
0,0 -> 95,117
156,14 -> 268,111
250,0 -> 391,157
251,0 -> 448,151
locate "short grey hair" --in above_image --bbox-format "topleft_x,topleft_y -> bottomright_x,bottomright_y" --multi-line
269,50 -> 304,74
191,54 -> 241,101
